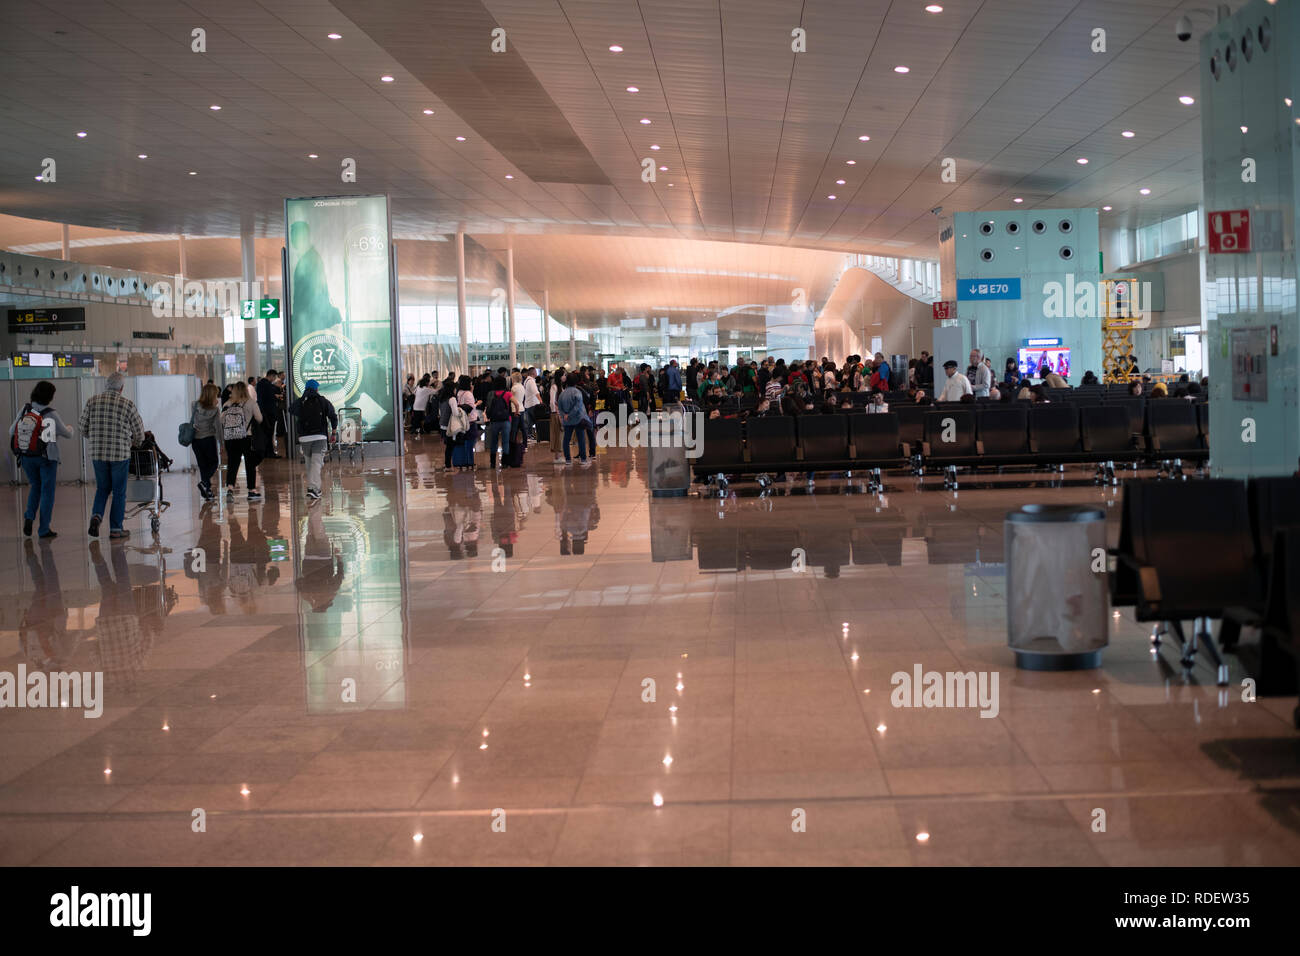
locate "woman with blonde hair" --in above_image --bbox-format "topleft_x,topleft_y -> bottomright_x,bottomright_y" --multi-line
221,380 -> 264,500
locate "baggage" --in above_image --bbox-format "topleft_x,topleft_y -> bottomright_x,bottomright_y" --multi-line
507,415 -> 527,468
451,436 -> 475,467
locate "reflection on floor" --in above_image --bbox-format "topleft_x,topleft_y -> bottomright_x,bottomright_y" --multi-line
1,439 -> 1297,866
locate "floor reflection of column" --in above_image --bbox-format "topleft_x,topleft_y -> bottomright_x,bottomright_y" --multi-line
295,464 -> 409,714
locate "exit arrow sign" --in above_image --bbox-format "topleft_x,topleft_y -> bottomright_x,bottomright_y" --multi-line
241,298 -> 280,320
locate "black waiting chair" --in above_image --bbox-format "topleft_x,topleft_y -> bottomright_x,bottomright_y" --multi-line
1145,401 -> 1207,478
921,409 -> 979,489
691,417 -> 743,492
1110,479 -> 1261,684
848,414 -> 907,491
795,415 -> 850,474
1079,405 -> 1143,484
1027,404 -> 1085,464
745,416 -> 798,479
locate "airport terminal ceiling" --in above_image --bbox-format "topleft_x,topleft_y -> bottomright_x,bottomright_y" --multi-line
0,0 -> 1222,264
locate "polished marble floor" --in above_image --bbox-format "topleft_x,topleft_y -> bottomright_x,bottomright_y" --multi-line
1,437 -> 1298,866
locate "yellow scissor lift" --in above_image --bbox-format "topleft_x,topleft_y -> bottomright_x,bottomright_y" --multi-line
1101,278 -> 1135,384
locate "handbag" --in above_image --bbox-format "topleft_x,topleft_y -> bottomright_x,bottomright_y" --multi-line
178,403 -> 196,447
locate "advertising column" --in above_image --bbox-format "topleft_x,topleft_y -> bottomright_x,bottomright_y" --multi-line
285,195 -> 400,446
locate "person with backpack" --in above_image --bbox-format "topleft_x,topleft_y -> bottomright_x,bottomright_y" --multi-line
78,372 -> 144,540
220,380 -> 264,500
10,380 -> 73,539
189,383 -> 222,501
484,376 -> 513,470
288,379 -> 338,501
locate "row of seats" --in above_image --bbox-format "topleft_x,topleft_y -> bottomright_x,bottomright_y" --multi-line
1109,477 -> 1300,709
692,403 -> 1209,490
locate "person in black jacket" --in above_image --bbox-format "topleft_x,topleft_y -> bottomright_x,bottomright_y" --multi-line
288,380 -> 337,501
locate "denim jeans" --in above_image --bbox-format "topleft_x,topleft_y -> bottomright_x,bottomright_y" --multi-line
21,456 -> 58,535
485,420 -> 511,466
562,423 -> 589,461
92,458 -> 129,531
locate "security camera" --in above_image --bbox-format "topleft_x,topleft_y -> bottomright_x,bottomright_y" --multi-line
1176,15 -> 1193,42
930,206 -> 943,216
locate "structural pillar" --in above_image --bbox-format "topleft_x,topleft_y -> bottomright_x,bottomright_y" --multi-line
569,314 -> 577,366
240,219 -> 259,380
506,244 -> 517,369
456,229 -> 469,376
60,224 -> 70,260
542,289 -> 550,369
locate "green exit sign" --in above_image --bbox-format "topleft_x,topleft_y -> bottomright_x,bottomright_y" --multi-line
240,298 -> 280,320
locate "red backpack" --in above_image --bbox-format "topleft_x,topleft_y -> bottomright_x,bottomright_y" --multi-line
11,404 -> 48,457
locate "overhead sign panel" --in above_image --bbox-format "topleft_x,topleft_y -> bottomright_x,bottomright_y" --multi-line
8,307 -> 86,333
956,278 -> 1021,301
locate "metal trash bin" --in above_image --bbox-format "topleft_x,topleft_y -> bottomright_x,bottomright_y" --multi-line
1005,504 -> 1109,670
646,410 -> 691,497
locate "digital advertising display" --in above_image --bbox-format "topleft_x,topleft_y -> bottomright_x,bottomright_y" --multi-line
1018,346 -> 1071,380
285,195 -> 398,442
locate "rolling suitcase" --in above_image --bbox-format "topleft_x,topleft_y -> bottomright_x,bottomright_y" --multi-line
450,437 -> 475,468
507,415 -> 527,468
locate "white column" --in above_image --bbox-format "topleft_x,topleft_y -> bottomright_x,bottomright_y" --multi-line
569,314 -> 577,366
506,244 -> 517,369
456,229 -> 469,376
60,223 -> 70,260
239,222 -> 259,380
178,234 -> 188,278
542,289 -> 550,369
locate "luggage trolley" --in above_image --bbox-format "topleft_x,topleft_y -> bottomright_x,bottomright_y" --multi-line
337,407 -> 364,462
126,447 -> 171,535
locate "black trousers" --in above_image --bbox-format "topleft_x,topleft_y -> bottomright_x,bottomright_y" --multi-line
224,437 -> 257,489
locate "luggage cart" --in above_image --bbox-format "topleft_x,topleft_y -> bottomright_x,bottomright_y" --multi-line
126,447 -> 170,535
337,407 -> 364,463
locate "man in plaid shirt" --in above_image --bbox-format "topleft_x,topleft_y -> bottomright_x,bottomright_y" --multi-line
78,372 -> 144,539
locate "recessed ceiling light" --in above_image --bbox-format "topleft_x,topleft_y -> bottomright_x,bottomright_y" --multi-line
1241,125 -> 1248,133
845,160 -> 856,165
1287,98 -> 1293,107
858,134 -> 870,141
626,86 -> 639,93
505,174 -> 514,179
1076,157 -> 1088,164
894,65 -> 910,73
209,104 -> 221,110
76,131 -> 86,138
381,75 -> 394,83
926,4 -> 944,11
188,170 -> 197,175
456,135 -> 466,141
650,144 -> 660,150
609,45 -> 623,53
835,178 -> 846,185
422,109 -> 434,115
1139,187 -> 1151,195
1178,95 -> 1195,105
1121,130 -> 1135,138
1013,197 -> 1023,203
1102,205 -> 1112,211
667,183 -> 674,187
308,153 -> 318,158
827,194 -> 837,200
639,118 -> 651,124
327,33 -> 342,39
658,165 -> 667,171
137,153 -> 147,159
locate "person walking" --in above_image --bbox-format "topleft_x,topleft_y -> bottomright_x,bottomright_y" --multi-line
288,379 -> 337,501
221,380 -> 264,500
190,382 -> 222,500
78,372 -> 144,540
10,380 -> 74,539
